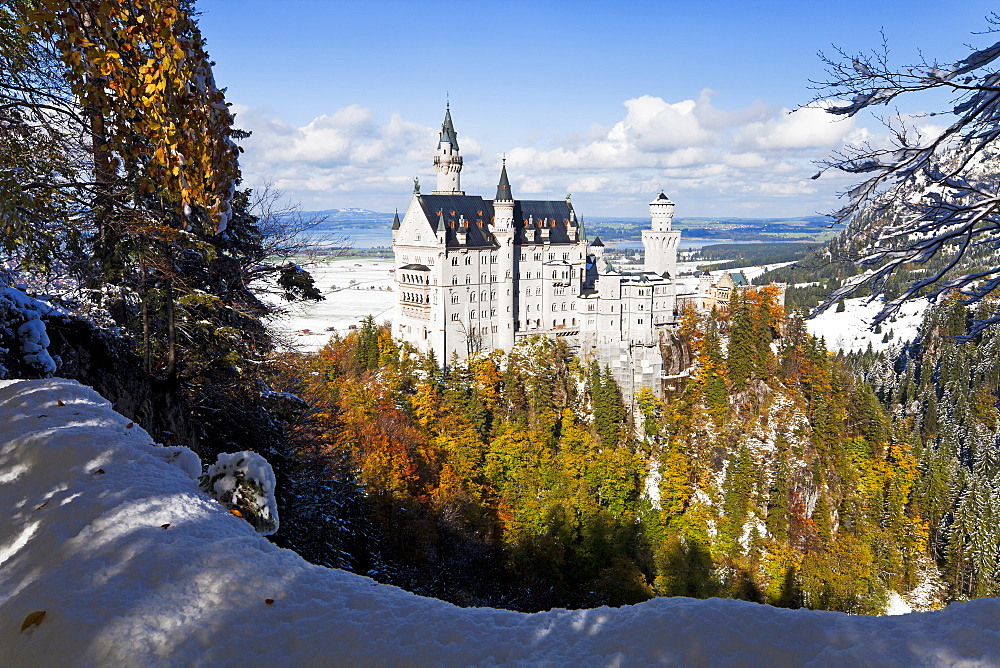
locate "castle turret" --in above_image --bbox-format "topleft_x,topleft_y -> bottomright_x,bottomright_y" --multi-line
642,192 -> 681,278
493,161 -> 516,350
433,104 -> 464,194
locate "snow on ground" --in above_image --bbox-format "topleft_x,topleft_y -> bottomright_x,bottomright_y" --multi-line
806,297 -> 929,354
269,258 -> 396,351
3,377 -> 1000,664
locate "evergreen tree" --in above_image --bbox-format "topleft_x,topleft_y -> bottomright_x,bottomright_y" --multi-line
726,292 -> 755,392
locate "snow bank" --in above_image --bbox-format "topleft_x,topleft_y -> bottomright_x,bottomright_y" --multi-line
2,378 -> 1000,665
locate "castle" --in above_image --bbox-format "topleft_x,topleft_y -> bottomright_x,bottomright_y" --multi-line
391,107 -> 686,404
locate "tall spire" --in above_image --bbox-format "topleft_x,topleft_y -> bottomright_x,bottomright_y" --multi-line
391,209 -> 400,230
495,159 -> 512,201
439,102 -> 459,150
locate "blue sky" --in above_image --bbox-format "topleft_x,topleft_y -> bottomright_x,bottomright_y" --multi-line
197,0 -> 999,217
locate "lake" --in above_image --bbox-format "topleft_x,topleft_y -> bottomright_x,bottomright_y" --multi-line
301,228 -> 734,251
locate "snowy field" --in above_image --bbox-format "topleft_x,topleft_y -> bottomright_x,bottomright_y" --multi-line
270,258 -> 396,351
807,297 -> 929,354
3,377 -> 1000,665
269,255 -> 927,357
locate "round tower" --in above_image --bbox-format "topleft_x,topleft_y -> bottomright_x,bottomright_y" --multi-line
649,191 -> 675,232
433,103 -> 464,194
642,192 -> 681,278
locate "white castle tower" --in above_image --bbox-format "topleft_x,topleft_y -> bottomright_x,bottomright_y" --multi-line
432,103 -> 463,194
641,192 -> 680,277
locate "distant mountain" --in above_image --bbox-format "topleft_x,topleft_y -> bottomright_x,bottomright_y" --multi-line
289,209 -> 394,229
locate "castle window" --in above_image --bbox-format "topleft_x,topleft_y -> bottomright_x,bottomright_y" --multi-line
571,302 -> 576,310
490,291 -> 497,300
471,311 -> 476,319
452,276 -> 458,285
534,253 -> 541,261
561,303 -> 566,311
482,255 -> 488,264
466,275 -> 472,284
536,287 -> 541,295
482,273 -> 487,283
552,270 -> 558,279
470,293 -> 476,302
482,291 -> 487,301
562,253 -> 569,260
588,304 -> 595,311
451,257 -> 458,266
548,253 -> 554,260
638,318 -> 643,324
551,304 -> 556,312
491,255 -> 497,264
520,253 -> 526,261
492,325 -> 498,333
491,275 -> 497,282
451,313 -> 459,321
491,309 -> 496,317
572,318 -> 576,325
465,256 -> 472,265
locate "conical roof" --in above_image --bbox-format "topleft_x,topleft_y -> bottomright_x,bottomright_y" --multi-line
495,162 -> 513,201
391,209 -> 400,230
439,104 -> 459,150
591,235 -> 605,247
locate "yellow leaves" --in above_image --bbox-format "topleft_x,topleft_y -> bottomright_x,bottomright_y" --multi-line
19,0 -> 242,231
230,508 -> 242,518
21,611 -> 46,633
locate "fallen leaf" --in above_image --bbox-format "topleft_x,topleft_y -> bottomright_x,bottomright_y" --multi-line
264,599 -> 274,605
230,509 -> 243,517
161,523 -> 171,530
56,399 -> 65,407
21,611 -> 46,632
35,501 -> 48,511
94,468 -> 105,475
37,414 -> 48,418
126,422 -> 134,429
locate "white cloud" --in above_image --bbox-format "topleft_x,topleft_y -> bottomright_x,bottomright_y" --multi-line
230,93 -> 900,217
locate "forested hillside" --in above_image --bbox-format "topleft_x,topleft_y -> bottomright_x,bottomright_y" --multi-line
275,288 -> 935,614
853,297 -> 1000,600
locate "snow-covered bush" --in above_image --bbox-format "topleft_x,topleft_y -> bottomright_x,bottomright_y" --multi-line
199,451 -> 279,535
0,284 -> 64,378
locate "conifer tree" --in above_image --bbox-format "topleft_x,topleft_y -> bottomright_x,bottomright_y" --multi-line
726,292 -> 755,393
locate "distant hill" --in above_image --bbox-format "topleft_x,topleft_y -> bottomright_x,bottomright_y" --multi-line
292,209 -> 835,242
